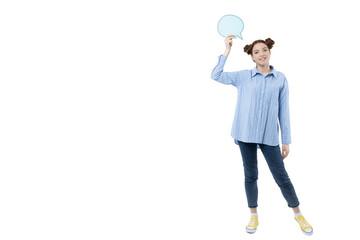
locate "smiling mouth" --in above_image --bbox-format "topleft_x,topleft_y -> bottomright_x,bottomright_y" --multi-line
259,57 -> 266,61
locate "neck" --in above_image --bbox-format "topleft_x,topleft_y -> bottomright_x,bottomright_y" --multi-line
256,64 -> 271,75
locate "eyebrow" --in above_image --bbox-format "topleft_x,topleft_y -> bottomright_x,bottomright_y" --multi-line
253,47 -> 268,52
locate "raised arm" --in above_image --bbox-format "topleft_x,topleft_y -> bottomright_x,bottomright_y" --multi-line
210,35 -> 239,86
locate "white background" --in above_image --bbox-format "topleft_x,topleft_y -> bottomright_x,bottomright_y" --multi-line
1,0 -> 360,239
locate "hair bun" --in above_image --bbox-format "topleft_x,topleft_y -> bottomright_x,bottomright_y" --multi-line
265,38 -> 275,49
243,44 -> 252,55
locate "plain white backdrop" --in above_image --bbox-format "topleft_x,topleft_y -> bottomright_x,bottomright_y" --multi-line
1,0 -> 360,239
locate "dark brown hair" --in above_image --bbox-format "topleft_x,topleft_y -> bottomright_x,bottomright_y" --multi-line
243,38 -> 275,55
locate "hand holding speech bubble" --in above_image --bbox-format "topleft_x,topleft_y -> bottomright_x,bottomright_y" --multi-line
217,14 -> 244,40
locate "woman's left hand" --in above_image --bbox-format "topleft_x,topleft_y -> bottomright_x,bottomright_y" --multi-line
282,144 -> 290,159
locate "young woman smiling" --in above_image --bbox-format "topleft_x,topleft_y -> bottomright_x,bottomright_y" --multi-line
210,35 -> 313,236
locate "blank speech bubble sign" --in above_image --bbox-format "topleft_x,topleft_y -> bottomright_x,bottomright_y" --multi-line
217,14 -> 244,40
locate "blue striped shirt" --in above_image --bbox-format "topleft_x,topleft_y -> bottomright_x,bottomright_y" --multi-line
211,55 -> 291,148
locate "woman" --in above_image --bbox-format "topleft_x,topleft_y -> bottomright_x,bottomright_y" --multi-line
210,35 -> 313,236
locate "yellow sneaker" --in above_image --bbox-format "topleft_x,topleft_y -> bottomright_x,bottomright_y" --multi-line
246,215 -> 259,234
294,215 -> 313,236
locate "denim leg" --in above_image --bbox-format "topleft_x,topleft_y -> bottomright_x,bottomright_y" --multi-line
259,143 -> 300,208
238,141 -> 259,208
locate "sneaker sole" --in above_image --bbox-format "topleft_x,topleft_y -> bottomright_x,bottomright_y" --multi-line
302,228 -> 313,236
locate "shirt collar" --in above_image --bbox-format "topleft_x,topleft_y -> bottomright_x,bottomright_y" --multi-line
251,65 -> 278,79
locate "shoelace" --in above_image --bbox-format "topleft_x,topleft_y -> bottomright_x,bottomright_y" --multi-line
248,216 -> 257,227
297,216 -> 310,229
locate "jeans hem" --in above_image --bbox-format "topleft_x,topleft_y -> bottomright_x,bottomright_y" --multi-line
289,203 -> 300,208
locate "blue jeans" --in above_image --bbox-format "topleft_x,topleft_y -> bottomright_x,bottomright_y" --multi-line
236,140 -> 300,208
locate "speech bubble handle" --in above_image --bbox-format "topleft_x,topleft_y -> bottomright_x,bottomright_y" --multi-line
217,14 -> 244,40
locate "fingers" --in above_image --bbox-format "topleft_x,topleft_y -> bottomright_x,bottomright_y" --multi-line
281,145 -> 290,159
282,149 -> 289,159
225,35 -> 236,48
226,35 -> 236,41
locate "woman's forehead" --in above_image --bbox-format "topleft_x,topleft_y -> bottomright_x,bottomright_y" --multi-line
253,43 -> 268,50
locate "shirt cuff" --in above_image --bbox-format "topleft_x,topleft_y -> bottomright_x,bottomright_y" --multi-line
281,137 -> 291,145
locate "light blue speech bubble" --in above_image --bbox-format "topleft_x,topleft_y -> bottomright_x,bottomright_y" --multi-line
217,14 -> 244,40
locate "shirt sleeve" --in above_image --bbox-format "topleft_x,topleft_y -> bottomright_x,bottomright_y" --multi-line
210,55 -> 239,86
278,77 -> 292,144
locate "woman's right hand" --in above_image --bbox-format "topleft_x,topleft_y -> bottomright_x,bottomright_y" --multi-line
224,35 -> 236,49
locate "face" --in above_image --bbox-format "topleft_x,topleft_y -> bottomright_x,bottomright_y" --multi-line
251,42 -> 271,66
